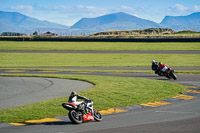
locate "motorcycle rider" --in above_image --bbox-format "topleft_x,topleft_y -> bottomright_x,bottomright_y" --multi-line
62,91 -> 90,114
151,60 -> 159,74
68,91 -> 90,104
158,62 -> 169,74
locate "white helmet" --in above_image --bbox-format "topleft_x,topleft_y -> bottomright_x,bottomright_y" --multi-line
152,60 -> 155,63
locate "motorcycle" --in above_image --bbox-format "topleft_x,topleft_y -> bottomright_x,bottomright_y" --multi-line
152,62 -> 177,80
164,67 -> 177,80
62,100 -> 102,124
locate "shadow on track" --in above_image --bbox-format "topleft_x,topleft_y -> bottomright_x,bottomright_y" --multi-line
20,121 -> 72,126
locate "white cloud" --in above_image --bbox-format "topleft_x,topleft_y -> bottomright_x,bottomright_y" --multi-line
194,5 -> 200,12
77,5 -> 84,9
37,5 -> 108,25
120,5 -> 134,11
72,5 -> 108,18
85,6 -> 96,10
76,5 -> 107,13
168,4 -> 188,12
174,4 -> 188,11
110,5 -> 136,16
8,5 -> 33,13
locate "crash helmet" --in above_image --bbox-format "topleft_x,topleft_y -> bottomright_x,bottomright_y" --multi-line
71,91 -> 77,95
152,60 -> 155,63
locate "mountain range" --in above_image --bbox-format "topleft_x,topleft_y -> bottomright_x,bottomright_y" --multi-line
0,11 -> 68,34
71,12 -> 160,31
0,10 -> 200,35
160,12 -> 200,31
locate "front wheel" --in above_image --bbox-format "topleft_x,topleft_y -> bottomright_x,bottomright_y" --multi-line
93,109 -> 102,121
68,110 -> 83,124
170,72 -> 177,80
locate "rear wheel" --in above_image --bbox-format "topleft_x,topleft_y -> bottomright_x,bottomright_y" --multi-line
93,109 -> 102,121
68,110 -> 83,124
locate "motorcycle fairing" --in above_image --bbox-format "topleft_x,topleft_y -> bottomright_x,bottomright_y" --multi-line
83,113 -> 94,122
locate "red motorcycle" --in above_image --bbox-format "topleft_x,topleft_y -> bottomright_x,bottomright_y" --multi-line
155,67 -> 177,80
152,61 -> 177,80
164,67 -> 177,80
62,100 -> 102,124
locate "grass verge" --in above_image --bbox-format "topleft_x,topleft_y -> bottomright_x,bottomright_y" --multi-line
0,41 -> 200,51
0,74 -> 186,123
0,53 -> 200,67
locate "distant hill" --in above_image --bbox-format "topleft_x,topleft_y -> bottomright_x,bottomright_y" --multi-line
1,10 -> 200,35
160,12 -> 200,31
71,12 -> 161,32
0,11 -> 68,34
72,12 -> 200,33
92,28 -> 175,36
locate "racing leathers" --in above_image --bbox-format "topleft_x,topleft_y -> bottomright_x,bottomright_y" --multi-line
152,60 -> 159,74
158,63 -> 169,73
65,92 -> 90,114
68,92 -> 90,105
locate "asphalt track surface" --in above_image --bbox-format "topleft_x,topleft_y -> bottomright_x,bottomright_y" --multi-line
0,50 -> 200,133
0,77 -> 94,110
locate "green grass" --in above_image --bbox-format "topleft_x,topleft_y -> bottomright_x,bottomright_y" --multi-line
0,53 -> 199,67
0,41 -> 200,50
0,74 -> 186,123
0,41 -> 198,123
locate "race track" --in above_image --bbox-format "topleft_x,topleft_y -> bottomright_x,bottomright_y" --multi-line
0,50 -> 199,133
0,71 -> 200,133
0,77 -> 93,110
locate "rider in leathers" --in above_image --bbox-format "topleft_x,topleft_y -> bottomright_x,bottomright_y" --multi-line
158,62 -> 169,73
152,60 -> 169,75
151,60 -> 159,74
63,91 -> 90,114
68,91 -> 89,105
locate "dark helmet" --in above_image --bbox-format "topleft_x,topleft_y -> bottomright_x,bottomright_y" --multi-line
71,91 -> 77,95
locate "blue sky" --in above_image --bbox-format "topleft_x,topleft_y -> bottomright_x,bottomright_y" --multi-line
1,0 -> 200,26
